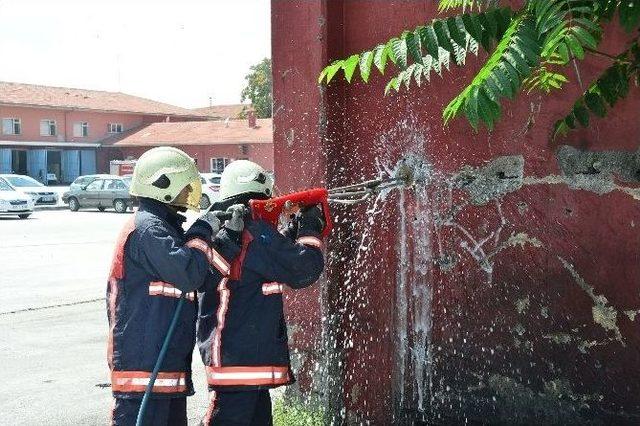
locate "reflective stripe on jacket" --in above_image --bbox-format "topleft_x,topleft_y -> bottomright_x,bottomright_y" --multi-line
197,218 -> 324,391
106,198 -> 238,399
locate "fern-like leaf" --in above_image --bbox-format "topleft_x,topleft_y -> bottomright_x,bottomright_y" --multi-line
318,7 -> 512,86
443,14 -> 542,129
553,56 -> 635,138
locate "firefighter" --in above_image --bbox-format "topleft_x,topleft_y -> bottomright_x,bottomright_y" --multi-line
197,160 -> 326,425
106,147 -> 241,426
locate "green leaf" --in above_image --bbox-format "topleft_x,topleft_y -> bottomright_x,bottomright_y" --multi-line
566,34 -> 585,60
447,16 -> 467,47
391,35 -> 409,69
343,55 -> 360,83
478,10 -> 497,39
419,26 -> 441,59
574,102 -> 590,127
619,0 -> 640,32
584,91 -> 606,117
384,77 -> 402,95
433,20 -> 456,53
505,50 -> 531,75
463,86 -> 481,129
571,26 -> 598,49
359,51 -> 374,83
462,13 -> 482,41
478,87 -> 501,128
373,44 -> 391,74
325,61 -> 343,84
491,67 -> 514,98
406,30 -> 424,64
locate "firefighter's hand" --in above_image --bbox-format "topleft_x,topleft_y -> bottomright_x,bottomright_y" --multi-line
198,211 -> 221,235
298,205 -> 325,235
225,204 -> 246,233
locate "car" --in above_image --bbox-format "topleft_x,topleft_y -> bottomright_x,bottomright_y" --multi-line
0,177 -> 35,219
199,173 -> 222,209
68,174 -> 116,192
63,176 -> 134,213
0,174 -> 58,205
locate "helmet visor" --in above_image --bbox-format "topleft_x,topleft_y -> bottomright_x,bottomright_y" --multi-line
171,178 -> 202,211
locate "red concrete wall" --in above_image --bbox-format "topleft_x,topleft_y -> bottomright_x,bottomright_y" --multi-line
99,143 -> 274,174
273,1 -> 640,424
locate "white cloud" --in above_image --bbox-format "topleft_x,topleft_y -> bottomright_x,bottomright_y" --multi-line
0,0 -> 271,108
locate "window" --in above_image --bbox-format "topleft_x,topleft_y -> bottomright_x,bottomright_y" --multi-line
108,123 -> 124,133
103,179 -> 127,190
40,119 -> 57,136
2,118 -> 21,135
210,157 -> 231,173
85,180 -> 103,191
73,122 -> 89,137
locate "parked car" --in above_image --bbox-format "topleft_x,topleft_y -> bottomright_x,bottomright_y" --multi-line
68,174 -> 116,192
199,173 -> 221,209
63,176 -> 134,213
0,174 -> 58,205
0,177 -> 35,219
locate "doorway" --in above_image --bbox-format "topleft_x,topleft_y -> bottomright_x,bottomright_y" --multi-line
11,150 -> 27,175
47,150 -> 61,184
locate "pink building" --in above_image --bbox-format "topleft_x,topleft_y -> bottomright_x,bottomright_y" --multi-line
99,116 -> 274,174
0,81 -> 208,184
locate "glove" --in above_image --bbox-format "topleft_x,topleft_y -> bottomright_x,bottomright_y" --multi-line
225,204 -> 246,233
198,211 -> 221,235
297,205 -> 325,236
282,214 -> 299,241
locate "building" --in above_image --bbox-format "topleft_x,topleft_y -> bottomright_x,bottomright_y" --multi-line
191,103 -> 250,120
100,113 -> 273,173
0,81 -> 208,184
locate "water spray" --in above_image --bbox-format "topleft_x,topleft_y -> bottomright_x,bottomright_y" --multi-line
136,156 -> 426,424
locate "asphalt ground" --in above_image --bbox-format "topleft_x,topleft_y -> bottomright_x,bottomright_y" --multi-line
0,209 -> 211,425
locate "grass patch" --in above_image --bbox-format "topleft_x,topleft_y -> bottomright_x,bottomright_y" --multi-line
273,398 -> 324,426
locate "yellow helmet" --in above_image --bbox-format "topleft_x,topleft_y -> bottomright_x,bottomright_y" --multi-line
129,147 -> 202,211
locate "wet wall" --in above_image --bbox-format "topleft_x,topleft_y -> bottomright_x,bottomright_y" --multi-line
272,1 -> 640,424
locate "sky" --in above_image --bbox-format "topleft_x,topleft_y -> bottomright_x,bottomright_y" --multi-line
0,0 -> 271,109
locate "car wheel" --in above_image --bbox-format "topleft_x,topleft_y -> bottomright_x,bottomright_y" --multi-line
98,206 -> 106,212
200,194 -> 211,210
69,197 -> 80,212
114,199 -> 127,213
18,214 -> 31,219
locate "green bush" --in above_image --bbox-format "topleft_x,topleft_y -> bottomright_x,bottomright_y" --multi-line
273,398 -> 324,426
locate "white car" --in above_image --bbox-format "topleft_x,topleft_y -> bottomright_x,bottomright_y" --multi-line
0,177 -> 35,219
0,174 -> 59,205
199,173 -> 222,209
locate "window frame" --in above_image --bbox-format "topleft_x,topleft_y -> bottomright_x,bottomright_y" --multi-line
108,123 -> 124,134
2,118 -> 21,135
73,121 -> 89,137
40,119 -> 57,136
210,157 -> 231,173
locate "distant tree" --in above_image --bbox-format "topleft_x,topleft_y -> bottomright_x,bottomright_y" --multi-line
241,58 -> 273,118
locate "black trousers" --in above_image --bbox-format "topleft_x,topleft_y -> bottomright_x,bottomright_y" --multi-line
201,390 -> 273,426
111,397 -> 187,426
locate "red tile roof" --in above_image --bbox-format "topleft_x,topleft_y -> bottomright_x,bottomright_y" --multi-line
103,119 -> 272,147
192,104 -> 251,120
0,81 -> 208,118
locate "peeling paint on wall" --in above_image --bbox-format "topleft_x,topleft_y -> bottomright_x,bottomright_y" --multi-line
558,256 -> 626,346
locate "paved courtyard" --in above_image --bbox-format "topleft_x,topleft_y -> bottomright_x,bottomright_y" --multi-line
0,209 -> 209,425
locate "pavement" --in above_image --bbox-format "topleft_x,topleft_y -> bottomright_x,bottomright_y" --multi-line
0,209 -> 210,425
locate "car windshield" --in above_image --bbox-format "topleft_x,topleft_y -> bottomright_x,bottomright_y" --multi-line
5,175 -> 43,187
208,177 -> 221,185
0,179 -> 14,191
